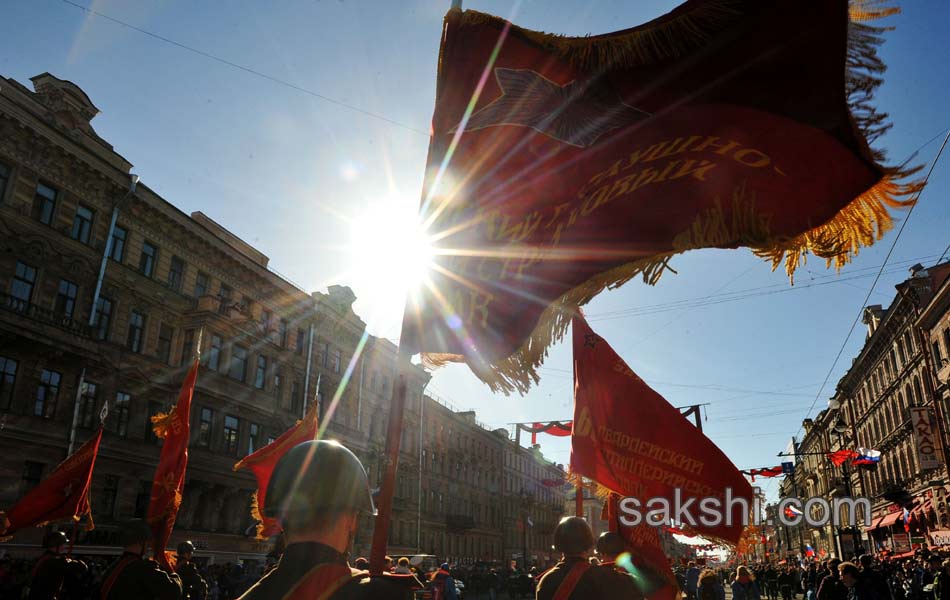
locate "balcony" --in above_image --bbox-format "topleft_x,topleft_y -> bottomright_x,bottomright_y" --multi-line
0,291 -> 92,338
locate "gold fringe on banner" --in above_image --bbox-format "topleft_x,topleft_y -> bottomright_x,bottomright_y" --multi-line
248,490 -> 266,540
426,1 -> 923,394
150,409 -> 177,440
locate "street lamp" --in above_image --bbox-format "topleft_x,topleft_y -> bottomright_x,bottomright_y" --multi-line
832,418 -> 857,558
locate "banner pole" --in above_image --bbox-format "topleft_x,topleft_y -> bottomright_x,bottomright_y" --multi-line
369,343 -> 412,574
575,481 -> 583,518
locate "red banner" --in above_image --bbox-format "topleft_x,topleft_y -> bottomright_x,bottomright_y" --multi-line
401,1 -> 917,393
0,427 -> 103,537
605,493 -> 678,600
571,314 -> 752,545
744,466 -> 784,481
147,360 -> 198,568
233,402 -> 319,538
522,420 -> 573,444
827,449 -> 860,466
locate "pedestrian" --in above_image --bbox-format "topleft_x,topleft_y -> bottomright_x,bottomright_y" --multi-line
686,562 -> 701,600
589,532 -> 644,599
394,557 -> 412,575
732,565 -> 762,600
838,561 -> 880,600
430,563 -> 458,600
175,541 -> 208,600
99,518 -> 182,600
27,530 -> 87,600
816,558 -> 846,600
932,559 -> 950,600
698,569 -> 726,600
536,516 -> 635,599
236,439 -> 419,599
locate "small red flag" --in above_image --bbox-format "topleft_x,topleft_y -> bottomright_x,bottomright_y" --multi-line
827,449 -> 860,466
527,421 -> 573,445
147,360 -> 198,568
233,402 -> 319,538
745,466 -> 784,481
0,427 -> 103,537
570,314 -> 752,545
402,1 -> 919,394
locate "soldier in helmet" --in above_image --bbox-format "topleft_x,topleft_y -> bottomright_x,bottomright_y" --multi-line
591,532 -> 644,599
537,516 -> 625,599
99,518 -> 182,600
27,530 -> 87,600
175,541 -> 207,600
238,439 -> 419,599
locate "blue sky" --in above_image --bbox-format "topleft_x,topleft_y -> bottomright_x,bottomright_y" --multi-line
4,0 -> 949,501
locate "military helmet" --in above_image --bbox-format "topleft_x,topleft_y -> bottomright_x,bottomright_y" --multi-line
263,440 -> 375,522
596,531 -> 626,557
553,516 -> 594,555
116,519 -> 153,546
42,530 -> 69,549
177,540 -> 195,555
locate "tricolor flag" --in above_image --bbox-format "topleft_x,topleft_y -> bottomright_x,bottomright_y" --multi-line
784,505 -> 804,519
805,544 -> 815,557
402,0 -> 920,393
147,360 -> 199,569
853,448 -> 882,465
903,507 -> 911,533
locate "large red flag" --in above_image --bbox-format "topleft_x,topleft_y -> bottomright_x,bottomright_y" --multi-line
604,493 -> 678,600
401,1 -> 919,393
233,402 -> 319,538
570,314 -> 753,545
147,360 -> 198,568
0,427 -> 103,538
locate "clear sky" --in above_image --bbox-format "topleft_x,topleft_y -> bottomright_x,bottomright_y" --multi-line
4,0 -> 949,502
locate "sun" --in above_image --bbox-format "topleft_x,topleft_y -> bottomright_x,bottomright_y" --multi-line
345,198 -> 435,326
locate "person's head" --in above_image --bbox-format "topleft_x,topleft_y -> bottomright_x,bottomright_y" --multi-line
263,440 -> 374,552
354,557 -> 369,570
699,569 -> 718,587
42,531 -> 69,554
736,565 -> 753,581
440,563 -> 450,573
827,558 -> 841,575
397,557 -> 409,569
838,562 -> 860,587
930,556 -> 942,570
858,554 -> 873,569
552,517 -> 594,558
688,561 -> 696,568
176,540 -> 195,561
595,531 -> 626,562
384,556 -> 393,570
117,519 -> 152,556
589,557 -> 600,565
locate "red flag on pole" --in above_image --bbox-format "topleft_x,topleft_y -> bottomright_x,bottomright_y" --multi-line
0,427 -> 103,538
401,1 -> 918,394
827,449 -> 860,466
233,402 -> 319,538
147,360 -> 198,568
570,314 -> 753,545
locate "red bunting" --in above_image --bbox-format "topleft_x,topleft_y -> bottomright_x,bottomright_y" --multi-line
570,314 -> 753,545
0,427 -> 103,537
743,466 -> 784,482
233,402 -> 319,538
827,449 -> 860,466
521,421 -> 573,445
402,1 -> 919,394
147,360 -> 198,569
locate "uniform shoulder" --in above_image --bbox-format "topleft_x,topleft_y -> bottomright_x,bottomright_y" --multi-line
340,573 -> 416,599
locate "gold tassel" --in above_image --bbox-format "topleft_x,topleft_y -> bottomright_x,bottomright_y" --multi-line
150,409 -> 176,440
248,490 -> 267,540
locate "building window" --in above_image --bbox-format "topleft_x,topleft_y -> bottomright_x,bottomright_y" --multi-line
195,271 -> 210,297
134,480 -> 151,517
109,225 -> 127,262
248,422 -> 261,454
321,342 -> 330,368
229,345 -> 248,382
279,319 -> 289,347
167,256 -> 185,291
33,183 -> 57,225
92,296 -> 113,341
224,415 -> 240,455
114,392 -> 131,437
218,284 -> 233,314
944,328 -> 950,362
70,205 -> 94,244
181,329 -> 195,366
139,241 -> 157,277
21,461 -> 44,495
295,329 -> 305,355
54,279 -> 78,318
240,295 -> 253,315
332,349 -> 342,374
10,261 -> 37,309
291,380 -> 302,416
197,407 -> 213,447
78,381 -> 98,428
127,310 -> 146,353
273,363 -> 283,401
0,163 -> 9,201
146,401 -> 164,444
260,309 -> 272,333
157,323 -> 174,364
101,475 -> 119,517
254,355 -> 267,389
207,334 -> 222,370
34,369 -> 61,419
0,356 -> 17,410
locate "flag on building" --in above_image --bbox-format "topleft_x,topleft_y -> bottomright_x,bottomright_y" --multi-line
827,449 -> 860,466
903,507 -> 911,533
0,427 -> 103,538
570,314 -> 753,545
234,401 -> 319,538
401,0 -> 919,393
147,360 -> 199,569
853,448 -> 882,465
784,505 -> 804,519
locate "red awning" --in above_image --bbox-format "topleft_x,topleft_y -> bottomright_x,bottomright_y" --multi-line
864,516 -> 884,532
912,498 -> 932,518
892,551 -> 915,559
879,512 -> 903,528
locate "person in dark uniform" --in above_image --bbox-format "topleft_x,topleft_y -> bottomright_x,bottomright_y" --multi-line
99,518 -> 182,600
590,532 -> 645,599
175,541 -> 207,600
536,516 -> 613,599
237,439 -> 420,599
27,530 -> 87,600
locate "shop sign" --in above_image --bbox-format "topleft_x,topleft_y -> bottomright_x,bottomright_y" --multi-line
910,407 -> 941,471
931,530 -> 950,546
893,532 -> 911,552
